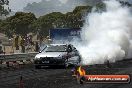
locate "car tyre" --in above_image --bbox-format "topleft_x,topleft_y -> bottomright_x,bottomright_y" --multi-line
77,76 -> 85,84
64,63 -> 69,68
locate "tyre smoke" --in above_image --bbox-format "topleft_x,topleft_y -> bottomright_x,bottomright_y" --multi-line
74,0 -> 132,65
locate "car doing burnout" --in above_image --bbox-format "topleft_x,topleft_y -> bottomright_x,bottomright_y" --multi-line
34,44 -> 81,68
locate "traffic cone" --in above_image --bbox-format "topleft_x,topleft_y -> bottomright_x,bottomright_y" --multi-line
19,75 -> 24,88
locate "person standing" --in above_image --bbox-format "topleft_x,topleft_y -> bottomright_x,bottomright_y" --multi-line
20,37 -> 25,53
0,40 -> 3,54
35,42 -> 40,52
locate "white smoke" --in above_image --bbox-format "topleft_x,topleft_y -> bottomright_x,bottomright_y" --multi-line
74,0 -> 132,65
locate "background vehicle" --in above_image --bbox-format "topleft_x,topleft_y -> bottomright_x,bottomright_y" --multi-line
34,44 -> 81,69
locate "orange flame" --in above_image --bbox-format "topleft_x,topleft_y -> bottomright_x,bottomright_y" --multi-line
77,66 -> 86,76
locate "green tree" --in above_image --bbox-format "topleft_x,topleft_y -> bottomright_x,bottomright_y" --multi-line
33,6 -> 92,38
73,6 -> 92,14
35,12 -> 64,37
3,12 -> 37,36
0,0 -> 10,16
0,0 -> 10,36
0,20 -> 13,37
64,6 -> 92,28
95,2 -> 106,12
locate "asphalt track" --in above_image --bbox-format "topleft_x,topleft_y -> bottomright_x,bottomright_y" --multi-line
0,59 -> 132,88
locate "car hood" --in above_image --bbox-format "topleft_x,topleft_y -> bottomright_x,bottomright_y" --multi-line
35,52 -> 67,58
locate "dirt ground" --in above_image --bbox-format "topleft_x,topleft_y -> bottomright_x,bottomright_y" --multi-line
0,59 -> 132,88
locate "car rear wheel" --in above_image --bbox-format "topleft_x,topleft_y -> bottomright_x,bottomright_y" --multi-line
77,75 -> 86,84
64,64 -> 68,68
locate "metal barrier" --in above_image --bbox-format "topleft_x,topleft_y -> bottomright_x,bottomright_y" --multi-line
0,52 -> 38,68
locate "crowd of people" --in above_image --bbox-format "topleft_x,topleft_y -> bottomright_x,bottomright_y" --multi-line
0,34 -> 52,54
14,35 -> 40,53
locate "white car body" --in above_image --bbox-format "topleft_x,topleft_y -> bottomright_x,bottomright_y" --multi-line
34,44 -> 81,68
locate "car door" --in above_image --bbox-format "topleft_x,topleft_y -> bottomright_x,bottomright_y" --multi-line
67,45 -> 80,65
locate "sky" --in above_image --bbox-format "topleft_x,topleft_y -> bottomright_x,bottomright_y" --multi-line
9,0 -> 132,12
9,0 -> 91,17
9,0 -> 42,11
9,0 -> 68,11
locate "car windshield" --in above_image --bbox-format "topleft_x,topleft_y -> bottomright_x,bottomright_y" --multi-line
44,45 -> 67,52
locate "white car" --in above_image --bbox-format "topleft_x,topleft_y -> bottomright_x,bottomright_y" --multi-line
34,44 -> 81,68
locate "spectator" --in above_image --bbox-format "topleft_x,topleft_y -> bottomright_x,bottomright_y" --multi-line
35,42 -> 40,52
20,37 -> 25,53
0,40 -> 3,54
15,36 -> 19,50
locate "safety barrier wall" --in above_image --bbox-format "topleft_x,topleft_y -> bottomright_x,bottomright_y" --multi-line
0,52 -> 38,68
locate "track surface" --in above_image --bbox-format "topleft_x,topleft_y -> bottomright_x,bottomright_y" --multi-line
0,59 -> 132,88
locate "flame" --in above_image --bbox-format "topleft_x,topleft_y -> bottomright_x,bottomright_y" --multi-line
77,66 -> 86,76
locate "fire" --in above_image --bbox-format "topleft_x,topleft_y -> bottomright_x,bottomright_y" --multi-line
77,66 -> 86,76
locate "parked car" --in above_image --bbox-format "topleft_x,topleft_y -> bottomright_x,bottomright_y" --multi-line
34,44 -> 81,69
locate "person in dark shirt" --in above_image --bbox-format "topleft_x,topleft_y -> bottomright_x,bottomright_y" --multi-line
35,42 -> 40,52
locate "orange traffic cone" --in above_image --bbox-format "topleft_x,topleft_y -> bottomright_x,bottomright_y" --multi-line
19,76 -> 24,88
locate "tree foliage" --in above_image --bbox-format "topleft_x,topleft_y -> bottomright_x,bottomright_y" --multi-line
34,6 -> 92,37
0,1 -> 117,38
0,0 -> 10,16
0,12 -> 37,37
34,12 -> 64,37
